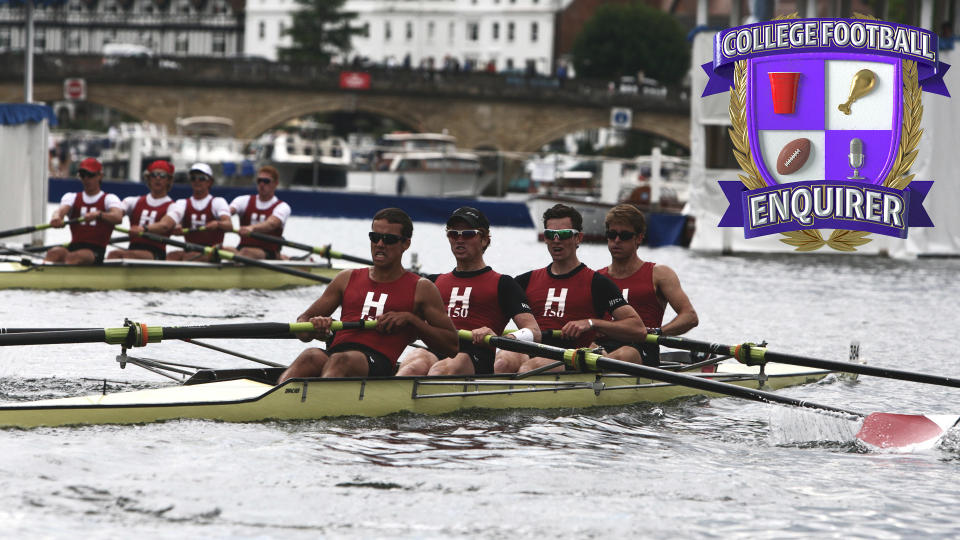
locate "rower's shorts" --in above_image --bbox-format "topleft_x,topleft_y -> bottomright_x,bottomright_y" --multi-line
127,242 -> 166,261
67,242 -> 106,264
425,343 -> 494,375
326,342 -> 396,377
595,340 -> 661,368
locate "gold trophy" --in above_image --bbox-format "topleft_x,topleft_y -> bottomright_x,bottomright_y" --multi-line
838,69 -> 877,115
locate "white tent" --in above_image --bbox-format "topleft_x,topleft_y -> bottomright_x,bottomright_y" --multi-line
687,31 -> 958,257
0,104 -> 54,245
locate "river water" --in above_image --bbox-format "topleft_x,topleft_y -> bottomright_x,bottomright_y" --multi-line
1,213 -> 959,538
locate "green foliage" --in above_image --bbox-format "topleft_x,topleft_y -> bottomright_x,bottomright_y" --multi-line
571,3 -> 689,85
279,0 -> 363,65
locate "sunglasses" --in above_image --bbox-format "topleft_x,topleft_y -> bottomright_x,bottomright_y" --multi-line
256,177 -> 273,184
605,230 -> 637,241
543,229 -> 578,241
369,232 -> 405,245
78,170 -> 98,179
148,172 -> 171,179
189,173 -> 210,181
446,229 -> 481,240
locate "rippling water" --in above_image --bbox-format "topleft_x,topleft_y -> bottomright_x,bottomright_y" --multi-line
2,212 -> 960,538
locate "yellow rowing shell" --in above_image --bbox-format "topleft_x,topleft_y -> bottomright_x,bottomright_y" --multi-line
0,360 -> 831,428
0,260 -> 356,290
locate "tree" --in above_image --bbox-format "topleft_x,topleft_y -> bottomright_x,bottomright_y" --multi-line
571,4 -> 689,85
279,0 -> 364,65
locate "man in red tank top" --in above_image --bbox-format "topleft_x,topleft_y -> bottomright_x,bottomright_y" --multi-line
227,165 -> 290,260
44,157 -> 124,265
106,160 -> 175,260
163,163 -> 233,261
598,204 -> 698,366
396,206 -> 541,376
279,208 -> 458,381
494,204 -> 645,374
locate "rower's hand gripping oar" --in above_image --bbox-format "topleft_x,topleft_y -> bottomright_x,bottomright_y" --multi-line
116,226 -> 332,284
241,231 -> 374,266
475,332 -> 959,451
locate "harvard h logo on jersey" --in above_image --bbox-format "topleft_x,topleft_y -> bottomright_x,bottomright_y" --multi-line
543,287 -> 567,317
361,291 -> 388,319
189,213 -> 208,229
446,286 -> 472,318
138,210 -> 159,226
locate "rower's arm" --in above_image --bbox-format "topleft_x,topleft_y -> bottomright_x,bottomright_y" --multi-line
414,278 -> 459,358
594,304 -> 647,343
511,312 -> 542,343
654,265 -> 698,336
216,214 -> 234,232
251,215 -> 283,235
100,206 -> 125,225
150,215 -> 177,235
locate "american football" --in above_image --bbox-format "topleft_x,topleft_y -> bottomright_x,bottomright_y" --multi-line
776,137 -> 812,175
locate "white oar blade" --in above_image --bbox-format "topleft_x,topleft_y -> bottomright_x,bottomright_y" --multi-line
856,413 -> 960,451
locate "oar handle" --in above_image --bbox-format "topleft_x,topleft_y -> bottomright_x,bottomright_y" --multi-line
0,217 -> 85,240
244,231 -> 375,265
118,226 -> 332,284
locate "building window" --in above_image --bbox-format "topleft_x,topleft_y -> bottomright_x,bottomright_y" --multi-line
175,32 -> 189,53
505,58 -> 514,70
105,0 -> 117,12
705,125 -> 739,169
34,28 -> 46,51
492,22 -> 499,40
448,21 -> 454,44
362,22 -> 370,38
385,22 -> 391,41
67,31 -> 81,50
259,21 -> 265,39
406,21 -> 413,40
427,21 -> 435,40
213,33 -> 226,54
467,22 -> 478,42
278,21 -> 285,37
0,29 -> 10,50
507,22 -> 515,42
178,0 -> 190,13
531,22 -> 538,42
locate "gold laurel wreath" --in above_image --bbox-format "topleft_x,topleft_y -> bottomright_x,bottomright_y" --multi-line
727,12 -> 923,252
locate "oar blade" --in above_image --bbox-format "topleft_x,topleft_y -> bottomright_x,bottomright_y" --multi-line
856,413 -> 960,451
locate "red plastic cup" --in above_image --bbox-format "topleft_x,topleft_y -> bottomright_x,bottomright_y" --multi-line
768,72 -> 801,114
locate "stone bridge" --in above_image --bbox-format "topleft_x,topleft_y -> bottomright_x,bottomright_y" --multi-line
1,54 -> 691,151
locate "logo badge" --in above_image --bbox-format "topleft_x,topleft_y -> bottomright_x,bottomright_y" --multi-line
702,16 -> 950,251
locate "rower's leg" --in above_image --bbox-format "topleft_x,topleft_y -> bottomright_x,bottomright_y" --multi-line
494,350 -> 526,374
396,349 -> 439,376
322,351 -> 370,378
605,345 -> 642,365
44,246 -> 68,263
518,356 -> 565,373
64,249 -> 97,265
278,347 -> 330,382
428,353 -> 476,376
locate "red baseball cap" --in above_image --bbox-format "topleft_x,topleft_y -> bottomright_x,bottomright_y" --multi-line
78,157 -> 102,174
147,160 -> 174,175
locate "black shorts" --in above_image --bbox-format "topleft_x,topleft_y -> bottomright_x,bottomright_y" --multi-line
596,339 -> 660,368
427,343 -> 495,375
326,342 -> 395,377
128,242 -> 166,261
67,242 -> 106,263
237,243 -> 279,260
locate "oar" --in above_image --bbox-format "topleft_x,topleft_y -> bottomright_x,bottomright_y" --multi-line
0,320 -> 377,347
646,334 -> 960,390
0,218 -> 85,240
116,226 -> 332,284
474,332 -> 960,451
241,231 -> 374,265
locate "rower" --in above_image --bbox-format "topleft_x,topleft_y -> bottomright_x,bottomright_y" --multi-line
278,208 -> 458,381
227,165 -> 290,260
396,206 -> 541,376
597,204 -> 698,366
163,162 -> 233,262
44,157 -> 124,265
494,203 -> 644,374
106,160 -> 176,260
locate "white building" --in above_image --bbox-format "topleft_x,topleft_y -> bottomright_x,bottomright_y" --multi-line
244,0 -> 571,75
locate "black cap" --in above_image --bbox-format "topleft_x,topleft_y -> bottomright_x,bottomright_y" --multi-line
446,206 -> 490,229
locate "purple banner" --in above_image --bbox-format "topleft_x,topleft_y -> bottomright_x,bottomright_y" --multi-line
702,19 -> 950,97
718,180 -> 933,239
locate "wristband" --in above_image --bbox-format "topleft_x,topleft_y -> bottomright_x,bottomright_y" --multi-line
512,328 -> 535,342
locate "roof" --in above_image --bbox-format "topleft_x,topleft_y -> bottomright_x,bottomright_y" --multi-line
0,104 -> 57,126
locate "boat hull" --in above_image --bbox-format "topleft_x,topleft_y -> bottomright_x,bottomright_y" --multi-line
0,361 -> 831,428
0,260 -> 346,290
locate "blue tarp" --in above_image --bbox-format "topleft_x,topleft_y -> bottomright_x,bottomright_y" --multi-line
0,103 -> 57,126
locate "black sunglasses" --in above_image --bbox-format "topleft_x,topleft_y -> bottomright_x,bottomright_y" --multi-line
543,229 -> 578,241
256,177 -> 273,184
446,229 -> 481,240
369,232 -> 405,245
189,173 -> 210,181
148,172 -> 171,179
605,230 -> 637,241
78,170 -> 97,179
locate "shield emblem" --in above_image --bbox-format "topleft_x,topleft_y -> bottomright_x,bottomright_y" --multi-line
745,53 -> 902,187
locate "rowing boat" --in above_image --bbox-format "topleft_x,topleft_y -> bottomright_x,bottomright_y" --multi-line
0,353 -> 832,428
0,259 -> 360,290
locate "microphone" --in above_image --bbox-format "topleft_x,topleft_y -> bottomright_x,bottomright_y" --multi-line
847,138 -> 865,180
